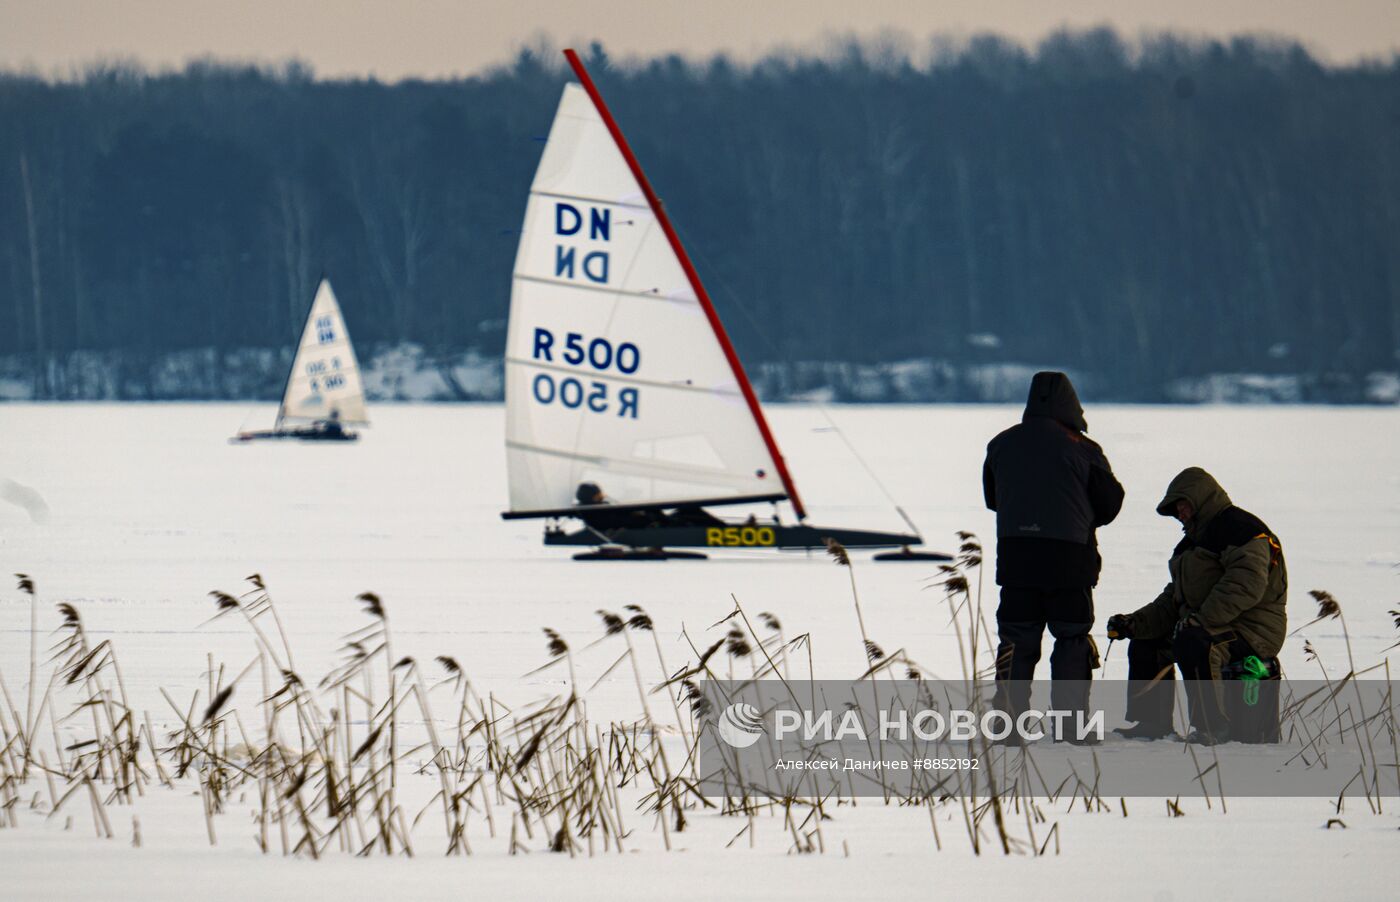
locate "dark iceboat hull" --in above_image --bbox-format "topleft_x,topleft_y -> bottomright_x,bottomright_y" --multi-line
229,427 -> 358,443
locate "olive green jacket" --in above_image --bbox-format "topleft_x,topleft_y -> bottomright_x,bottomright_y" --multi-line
1130,468 -> 1288,658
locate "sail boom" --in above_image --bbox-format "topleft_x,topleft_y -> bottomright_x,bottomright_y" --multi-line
561,49 -> 807,520
501,492 -> 788,521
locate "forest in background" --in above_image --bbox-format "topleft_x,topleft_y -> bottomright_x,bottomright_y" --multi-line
2,32 -> 1399,401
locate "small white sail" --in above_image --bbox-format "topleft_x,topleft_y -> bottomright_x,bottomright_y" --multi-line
279,279 -> 368,427
504,78 -> 793,515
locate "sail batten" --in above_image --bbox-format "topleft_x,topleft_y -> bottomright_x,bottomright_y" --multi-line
531,190 -> 652,211
504,61 -> 800,516
277,280 -> 368,427
512,274 -> 696,305
506,359 -> 745,397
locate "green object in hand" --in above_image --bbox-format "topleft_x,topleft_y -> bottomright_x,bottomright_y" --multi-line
1240,655 -> 1269,706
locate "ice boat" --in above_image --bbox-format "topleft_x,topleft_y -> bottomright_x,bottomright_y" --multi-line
231,278 -> 367,443
500,50 -> 946,561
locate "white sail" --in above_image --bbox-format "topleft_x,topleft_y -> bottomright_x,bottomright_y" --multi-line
504,82 -> 788,514
278,279 -> 368,426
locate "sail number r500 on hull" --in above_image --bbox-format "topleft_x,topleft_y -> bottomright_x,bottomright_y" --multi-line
706,526 -> 776,547
530,327 -> 639,418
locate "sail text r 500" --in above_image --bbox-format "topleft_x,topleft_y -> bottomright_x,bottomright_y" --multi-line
531,327 -> 639,418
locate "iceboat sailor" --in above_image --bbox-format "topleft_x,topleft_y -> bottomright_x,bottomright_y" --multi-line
573,482 -> 652,532
318,408 -> 346,438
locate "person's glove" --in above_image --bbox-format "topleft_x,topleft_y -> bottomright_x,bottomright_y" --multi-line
1106,614 -> 1134,640
1170,614 -> 1200,640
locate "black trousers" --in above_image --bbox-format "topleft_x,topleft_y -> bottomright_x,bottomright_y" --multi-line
995,586 -> 1096,715
1126,624 -> 1257,734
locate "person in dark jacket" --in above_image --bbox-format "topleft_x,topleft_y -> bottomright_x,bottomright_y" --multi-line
316,408 -> 346,438
574,482 -> 652,532
984,372 -> 1124,725
573,483 -> 721,532
1107,468 -> 1287,745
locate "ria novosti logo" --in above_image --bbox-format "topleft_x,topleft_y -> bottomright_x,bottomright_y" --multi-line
715,702 -> 764,748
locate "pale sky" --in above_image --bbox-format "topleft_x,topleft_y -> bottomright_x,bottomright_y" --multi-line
2,0 -> 1397,80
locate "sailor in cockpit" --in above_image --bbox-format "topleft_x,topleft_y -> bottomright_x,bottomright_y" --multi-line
318,408 -> 346,438
574,482 -> 722,532
574,482 -> 649,531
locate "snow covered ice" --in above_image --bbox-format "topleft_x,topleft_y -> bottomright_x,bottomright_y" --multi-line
1,402 -> 1398,900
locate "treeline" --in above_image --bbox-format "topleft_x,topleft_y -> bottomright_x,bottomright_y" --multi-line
2,33 -> 1399,399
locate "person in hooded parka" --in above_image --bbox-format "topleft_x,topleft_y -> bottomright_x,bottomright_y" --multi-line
983,372 -> 1125,730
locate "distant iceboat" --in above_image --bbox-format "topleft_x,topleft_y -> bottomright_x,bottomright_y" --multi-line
231,279 -> 367,443
500,50 -> 944,561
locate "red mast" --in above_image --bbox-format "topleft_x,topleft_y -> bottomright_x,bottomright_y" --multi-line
562,48 -> 807,520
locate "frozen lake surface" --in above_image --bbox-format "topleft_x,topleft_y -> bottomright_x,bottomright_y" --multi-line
1,403 -> 1398,899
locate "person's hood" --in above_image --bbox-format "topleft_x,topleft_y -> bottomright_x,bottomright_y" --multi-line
1022,371 -> 1087,433
1155,467 -> 1232,532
